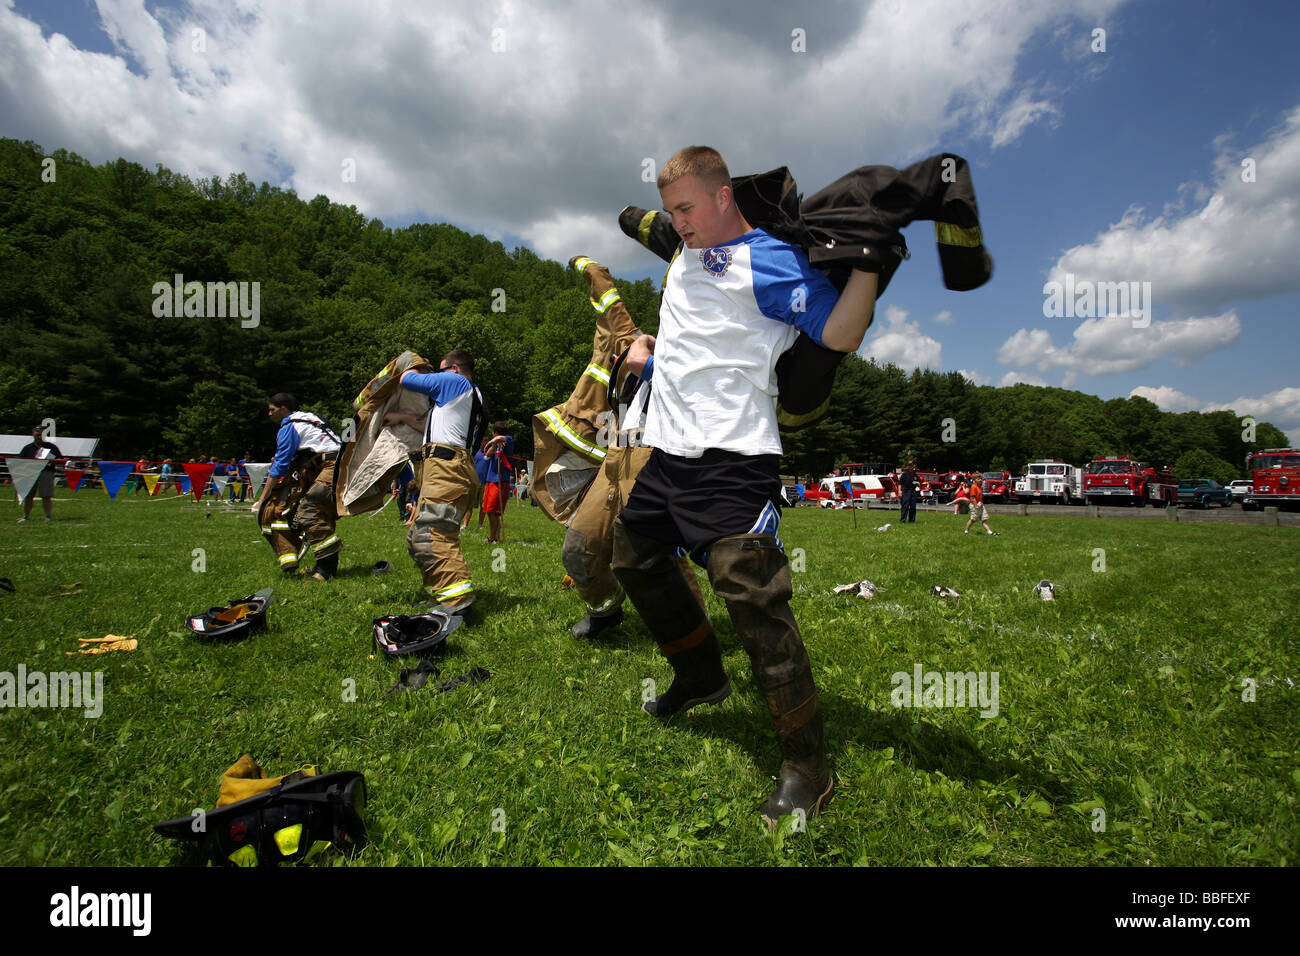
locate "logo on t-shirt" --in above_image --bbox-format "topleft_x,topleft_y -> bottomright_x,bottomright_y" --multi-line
699,246 -> 732,279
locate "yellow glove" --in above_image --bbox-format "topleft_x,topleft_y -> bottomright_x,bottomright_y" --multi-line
217,755 -> 319,807
66,634 -> 137,655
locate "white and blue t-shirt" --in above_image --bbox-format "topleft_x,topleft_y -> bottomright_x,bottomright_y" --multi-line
643,229 -> 839,457
400,371 -> 482,448
269,413 -> 342,478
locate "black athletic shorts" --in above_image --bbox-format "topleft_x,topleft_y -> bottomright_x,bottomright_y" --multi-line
619,447 -> 784,562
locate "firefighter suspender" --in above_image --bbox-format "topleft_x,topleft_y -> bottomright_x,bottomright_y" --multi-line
467,387 -> 486,452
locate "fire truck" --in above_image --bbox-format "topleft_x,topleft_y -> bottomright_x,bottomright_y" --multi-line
1241,448 -> 1300,511
1083,456 -> 1177,507
1015,460 -> 1083,504
980,471 -> 1013,503
915,470 -> 953,504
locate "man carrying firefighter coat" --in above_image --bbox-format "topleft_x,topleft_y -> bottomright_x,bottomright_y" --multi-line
561,256 -> 707,640
611,146 -> 880,827
383,349 -> 489,617
255,393 -> 343,581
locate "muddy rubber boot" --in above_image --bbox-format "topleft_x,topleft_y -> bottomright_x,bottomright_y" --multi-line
570,607 -> 624,640
706,533 -> 832,825
612,520 -> 729,719
309,551 -> 339,581
757,681 -> 833,827
641,626 -> 731,719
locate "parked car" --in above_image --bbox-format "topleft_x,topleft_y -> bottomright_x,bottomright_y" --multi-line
1226,479 -> 1253,504
1177,478 -> 1230,508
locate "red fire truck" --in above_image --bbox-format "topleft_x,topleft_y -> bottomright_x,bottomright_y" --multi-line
1241,448 -> 1300,511
1083,456 -> 1177,507
980,471 -> 1013,503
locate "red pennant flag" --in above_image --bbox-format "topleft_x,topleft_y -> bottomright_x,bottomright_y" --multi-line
65,469 -> 85,492
182,463 -> 216,502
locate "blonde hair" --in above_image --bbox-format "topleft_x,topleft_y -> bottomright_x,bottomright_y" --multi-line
658,146 -> 731,193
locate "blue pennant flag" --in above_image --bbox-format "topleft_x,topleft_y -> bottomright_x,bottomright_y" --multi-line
98,461 -> 136,501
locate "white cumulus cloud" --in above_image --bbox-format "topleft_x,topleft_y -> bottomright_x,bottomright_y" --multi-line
861,304 -> 943,372
1129,385 -> 1201,412
0,0 -> 1128,267
1126,384 -> 1300,444
1048,104 -> 1300,314
996,312 -> 1240,385
1205,387 -> 1300,445
998,370 -> 1048,388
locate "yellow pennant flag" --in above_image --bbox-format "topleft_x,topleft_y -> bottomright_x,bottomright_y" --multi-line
143,474 -> 160,496
231,481 -> 243,498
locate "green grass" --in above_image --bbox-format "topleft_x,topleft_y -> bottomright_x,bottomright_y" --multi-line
0,491 -> 1297,866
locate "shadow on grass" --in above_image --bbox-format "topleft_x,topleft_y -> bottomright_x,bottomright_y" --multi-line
666,687 -> 1076,807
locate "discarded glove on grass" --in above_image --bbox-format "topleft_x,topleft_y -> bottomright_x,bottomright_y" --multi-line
67,634 -> 137,655
386,661 -> 492,696
833,580 -> 882,599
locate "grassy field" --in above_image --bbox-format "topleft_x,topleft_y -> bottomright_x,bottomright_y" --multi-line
0,489 -> 1296,867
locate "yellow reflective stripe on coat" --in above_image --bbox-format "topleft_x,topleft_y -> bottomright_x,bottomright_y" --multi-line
278,553 -> 299,566
590,289 -> 621,313
312,535 -> 340,554
637,210 -> 658,248
540,409 -> 607,461
571,257 -> 595,275
583,363 -> 610,386
935,222 -> 983,247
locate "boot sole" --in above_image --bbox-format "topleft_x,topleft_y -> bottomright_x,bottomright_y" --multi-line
642,680 -> 732,719
761,776 -> 834,829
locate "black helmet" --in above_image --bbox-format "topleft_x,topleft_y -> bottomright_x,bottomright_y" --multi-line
373,609 -> 462,656
186,589 -> 274,640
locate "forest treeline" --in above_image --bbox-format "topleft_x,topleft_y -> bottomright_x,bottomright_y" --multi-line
0,138 -> 1284,480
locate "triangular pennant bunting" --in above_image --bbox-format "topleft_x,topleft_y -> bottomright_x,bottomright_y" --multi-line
211,475 -> 229,496
182,463 -> 216,502
178,476 -> 191,495
65,469 -> 85,492
98,462 -> 136,501
244,462 -> 272,498
230,481 -> 243,498
5,458 -> 46,502
143,474 -> 160,496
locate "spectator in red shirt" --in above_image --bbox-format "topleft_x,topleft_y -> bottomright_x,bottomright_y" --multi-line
963,476 -> 998,535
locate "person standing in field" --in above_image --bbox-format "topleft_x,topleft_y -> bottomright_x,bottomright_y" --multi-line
963,475 -> 998,535
17,426 -> 62,522
611,145 -> 880,826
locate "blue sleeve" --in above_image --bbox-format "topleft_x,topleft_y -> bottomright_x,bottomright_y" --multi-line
643,355 -> 654,381
750,239 -> 840,346
269,422 -> 299,477
401,370 -> 472,406
504,436 -> 514,457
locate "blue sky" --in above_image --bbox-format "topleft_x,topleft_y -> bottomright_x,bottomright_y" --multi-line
2,0 -> 1298,440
